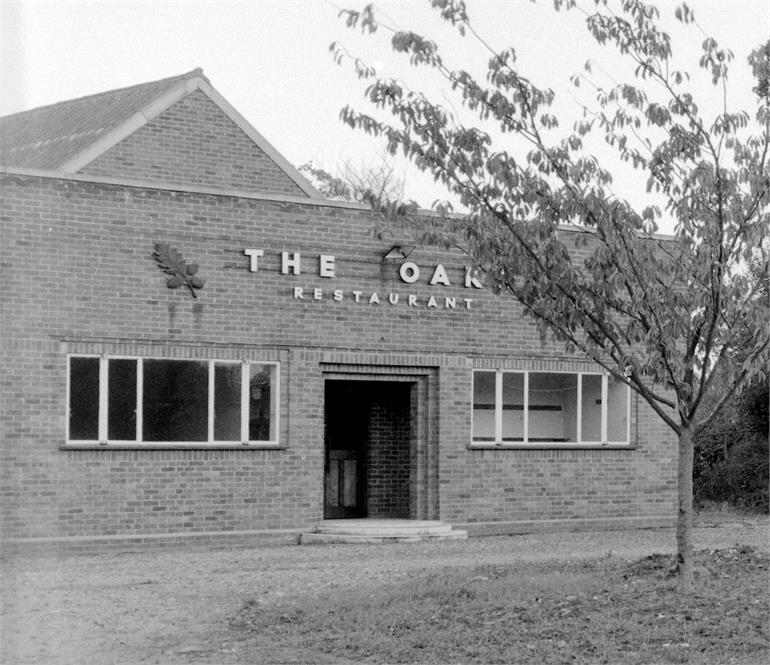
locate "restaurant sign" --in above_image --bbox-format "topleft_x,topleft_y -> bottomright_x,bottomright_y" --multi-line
244,249 -> 483,310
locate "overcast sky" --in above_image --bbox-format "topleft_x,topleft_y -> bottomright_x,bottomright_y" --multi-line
2,0 -> 768,213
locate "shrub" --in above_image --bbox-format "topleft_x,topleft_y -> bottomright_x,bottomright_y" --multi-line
694,378 -> 769,512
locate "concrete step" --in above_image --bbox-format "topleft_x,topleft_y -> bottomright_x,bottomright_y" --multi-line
299,519 -> 468,545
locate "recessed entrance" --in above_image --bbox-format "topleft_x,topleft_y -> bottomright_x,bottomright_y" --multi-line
324,380 -> 413,519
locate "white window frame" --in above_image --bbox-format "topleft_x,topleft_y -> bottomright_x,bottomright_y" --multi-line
66,355 -> 280,447
471,369 -> 631,447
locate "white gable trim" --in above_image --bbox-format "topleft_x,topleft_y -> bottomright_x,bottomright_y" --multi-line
58,77 -> 200,174
56,74 -> 324,200
197,79 -> 323,199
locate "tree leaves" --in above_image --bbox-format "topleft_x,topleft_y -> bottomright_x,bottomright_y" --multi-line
153,242 -> 205,298
333,1 -> 770,437
331,0 -> 769,593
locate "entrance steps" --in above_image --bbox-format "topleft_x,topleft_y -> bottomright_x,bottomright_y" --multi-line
299,519 -> 468,545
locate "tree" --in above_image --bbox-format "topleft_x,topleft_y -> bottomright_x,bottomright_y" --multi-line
694,259 -> 769,511
333,0 -> 770,589
694,373 -> 769,511
299,154 -> 409,206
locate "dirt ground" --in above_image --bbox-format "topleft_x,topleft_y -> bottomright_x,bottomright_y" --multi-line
1,514 -> 768,665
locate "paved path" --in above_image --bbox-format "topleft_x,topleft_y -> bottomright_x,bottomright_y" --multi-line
1,515 -> 767,664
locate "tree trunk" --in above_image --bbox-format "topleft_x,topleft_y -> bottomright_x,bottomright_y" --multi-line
676,426 -> 695,591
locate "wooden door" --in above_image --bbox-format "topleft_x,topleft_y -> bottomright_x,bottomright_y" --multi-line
324,382 -> 368,519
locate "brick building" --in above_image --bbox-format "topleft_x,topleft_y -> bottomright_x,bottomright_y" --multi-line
0,70 -> 677,550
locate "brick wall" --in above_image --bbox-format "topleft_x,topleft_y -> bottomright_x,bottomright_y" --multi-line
438,363 -> 677,527
0,174 -> 588,356
79,90 -> 307,197
367,383 -> 411,518
0,173 -> 678,543
0,338 -> 324,539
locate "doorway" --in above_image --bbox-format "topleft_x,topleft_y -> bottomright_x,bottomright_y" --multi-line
324,380 -> 412,519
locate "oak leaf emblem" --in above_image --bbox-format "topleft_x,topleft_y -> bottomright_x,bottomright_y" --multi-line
153,242 -> 205,298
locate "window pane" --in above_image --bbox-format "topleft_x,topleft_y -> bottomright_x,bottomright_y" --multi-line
472,371 -> 496,440
501,373 -> 524,441
108,359 -> 137,440
214,363 -> 241,441
607,376 -> 629,442
143,360 -> 208,442
249,364 -> 276,441
580,374 -> 602,442
69,357 -> 99,440
528,373 -> 577,442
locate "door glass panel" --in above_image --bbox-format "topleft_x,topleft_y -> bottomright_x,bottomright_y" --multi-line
69,357 -> 99,440
342,460 -> 358,507
472,371 -> 496,440
580,374 -> 602,442
108,359 -> 136,440
326,460 -> 340,507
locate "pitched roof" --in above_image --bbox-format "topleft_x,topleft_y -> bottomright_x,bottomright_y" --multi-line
0,68 -> 321,197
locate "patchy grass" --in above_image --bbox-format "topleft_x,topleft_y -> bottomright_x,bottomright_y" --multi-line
695,500 -> 769,522
231,546 -> 769,664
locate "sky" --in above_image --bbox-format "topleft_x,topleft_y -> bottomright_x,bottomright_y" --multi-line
1,0 -> 768,213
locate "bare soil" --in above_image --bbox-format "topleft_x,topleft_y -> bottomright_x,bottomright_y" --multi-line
1,513 -> 767,665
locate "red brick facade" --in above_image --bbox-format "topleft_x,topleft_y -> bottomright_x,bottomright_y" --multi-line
366,382 -> 412,519
0,76 -> 678,550
80,90 -> 306,197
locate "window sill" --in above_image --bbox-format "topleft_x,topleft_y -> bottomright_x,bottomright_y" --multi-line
61,443 -> 286,451
468,442 -> 635,450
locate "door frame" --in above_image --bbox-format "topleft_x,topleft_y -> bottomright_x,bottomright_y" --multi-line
320,366 -> 439,521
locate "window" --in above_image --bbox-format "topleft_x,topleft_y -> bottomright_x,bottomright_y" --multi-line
67,356 -> 279,445
472,370 -> 630,446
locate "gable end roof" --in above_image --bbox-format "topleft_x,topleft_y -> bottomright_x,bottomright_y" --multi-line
0,68 -> 322,198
